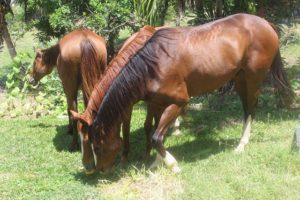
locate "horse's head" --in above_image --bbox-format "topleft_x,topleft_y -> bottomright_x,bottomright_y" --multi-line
70,110 -> 122,174
89,121 -> 122,172
70,110 -> 96,174
28,49 -> 55,86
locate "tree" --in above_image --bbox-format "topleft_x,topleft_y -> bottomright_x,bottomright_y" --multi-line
134,0 -> 169,26
21,0 -> 135,59
0,0 -> 17,59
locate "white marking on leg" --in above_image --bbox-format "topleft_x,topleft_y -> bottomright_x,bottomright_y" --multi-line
91,144 -> 98,166
172,118 -> 181,136
235,115 -> 252,153
149,153 -> 163,170
163,151 -> 181,173
79,132 -> 84,159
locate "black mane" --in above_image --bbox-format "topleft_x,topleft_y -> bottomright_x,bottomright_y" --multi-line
91,28 -> 181,139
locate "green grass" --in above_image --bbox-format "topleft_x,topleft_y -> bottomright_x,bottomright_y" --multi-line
0,96 -> 299,199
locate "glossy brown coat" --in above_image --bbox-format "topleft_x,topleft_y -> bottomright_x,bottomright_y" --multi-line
88,14 -> 292,172
29,29 -> 107,150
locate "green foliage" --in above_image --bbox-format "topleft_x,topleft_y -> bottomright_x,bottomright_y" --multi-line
5,52 -> 31,95
23,0 -> 135,56
134,0 -> 169,26
279,24 -> 300,46
2,51 -> 66,118
289,66 -> 300,90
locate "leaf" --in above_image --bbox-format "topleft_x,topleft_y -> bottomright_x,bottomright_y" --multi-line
10,87 -> 20,97
6,81 -> 14,89
40,78 -> 48,84
12,66 -> 20,74
7,73 -> 14,80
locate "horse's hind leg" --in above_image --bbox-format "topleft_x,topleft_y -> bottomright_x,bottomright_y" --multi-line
234,69 -> 268,153
66,89 -> 79,151
58,66 -> 80,151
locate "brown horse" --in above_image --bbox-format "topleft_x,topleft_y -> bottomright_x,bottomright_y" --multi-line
70,26 -> 158,174
28,29 -> 107,151
86,14 -> 292,172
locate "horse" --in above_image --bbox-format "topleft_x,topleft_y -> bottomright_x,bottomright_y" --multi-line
70,26 -> 158,174
86,13 -> 292,173
28,29 -> 107,151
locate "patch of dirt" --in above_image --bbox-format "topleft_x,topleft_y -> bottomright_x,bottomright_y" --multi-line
99,172 -> 184,200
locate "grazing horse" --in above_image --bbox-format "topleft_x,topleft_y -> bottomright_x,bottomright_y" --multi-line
87,14 -> 292,172
70,26 -> 158,174
28,29 -> 107,151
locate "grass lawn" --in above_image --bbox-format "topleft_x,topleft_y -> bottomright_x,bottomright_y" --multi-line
0,96 -> 299,199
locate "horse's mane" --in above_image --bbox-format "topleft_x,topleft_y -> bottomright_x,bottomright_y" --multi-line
92,27 -> 181,136
42,44 -> 60,66
81,25 -> 157,123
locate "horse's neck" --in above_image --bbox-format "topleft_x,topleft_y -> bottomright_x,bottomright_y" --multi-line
84,26 -> 157,125
43,44 -> 60,66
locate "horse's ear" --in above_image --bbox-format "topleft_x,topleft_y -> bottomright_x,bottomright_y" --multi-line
70,110 -> 92,126
36,49 -> 43,58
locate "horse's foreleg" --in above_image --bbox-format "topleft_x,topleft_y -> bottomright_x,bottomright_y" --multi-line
121,106 -> 132,163
151,104 -> 183,173
144,104 -> 154,160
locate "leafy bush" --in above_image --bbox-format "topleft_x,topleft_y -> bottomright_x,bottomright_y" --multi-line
279,24 -> 300,46
1,51 -> 66,118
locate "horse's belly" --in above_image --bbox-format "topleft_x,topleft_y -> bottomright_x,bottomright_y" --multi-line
186,69 -> 237,97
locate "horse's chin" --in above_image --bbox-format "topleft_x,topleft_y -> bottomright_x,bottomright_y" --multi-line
85,168 -> 96,175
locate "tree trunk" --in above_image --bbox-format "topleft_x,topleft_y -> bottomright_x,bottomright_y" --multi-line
160,0 -> 169,26
176,0 -> 184,26
215,0 -> 223,18
2,22 -> 16,59
24,0 -> 29,22
0,5 -> 5,47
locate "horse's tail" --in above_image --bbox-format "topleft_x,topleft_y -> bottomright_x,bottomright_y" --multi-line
270,49 -> 294,106
80,39 -> 106,100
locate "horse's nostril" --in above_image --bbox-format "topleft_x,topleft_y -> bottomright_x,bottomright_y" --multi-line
28,77 -> 38,86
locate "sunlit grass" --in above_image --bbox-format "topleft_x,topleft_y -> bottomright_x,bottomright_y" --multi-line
0,96 -> 299,199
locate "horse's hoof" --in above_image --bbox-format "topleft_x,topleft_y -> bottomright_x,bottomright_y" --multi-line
171,165 -> 181,174
149,154 -> 163,170
234,145 -> 244,154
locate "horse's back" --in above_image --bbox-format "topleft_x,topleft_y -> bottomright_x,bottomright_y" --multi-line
150,14 -> 279,96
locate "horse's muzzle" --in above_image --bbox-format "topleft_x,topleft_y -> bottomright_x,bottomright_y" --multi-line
28,77 -> 38,86
84,161 -> 96,175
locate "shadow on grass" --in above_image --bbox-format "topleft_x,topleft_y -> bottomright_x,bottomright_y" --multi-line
52,124 -> 73,152
72,94 -> 298,184
29,122 -> 54,128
